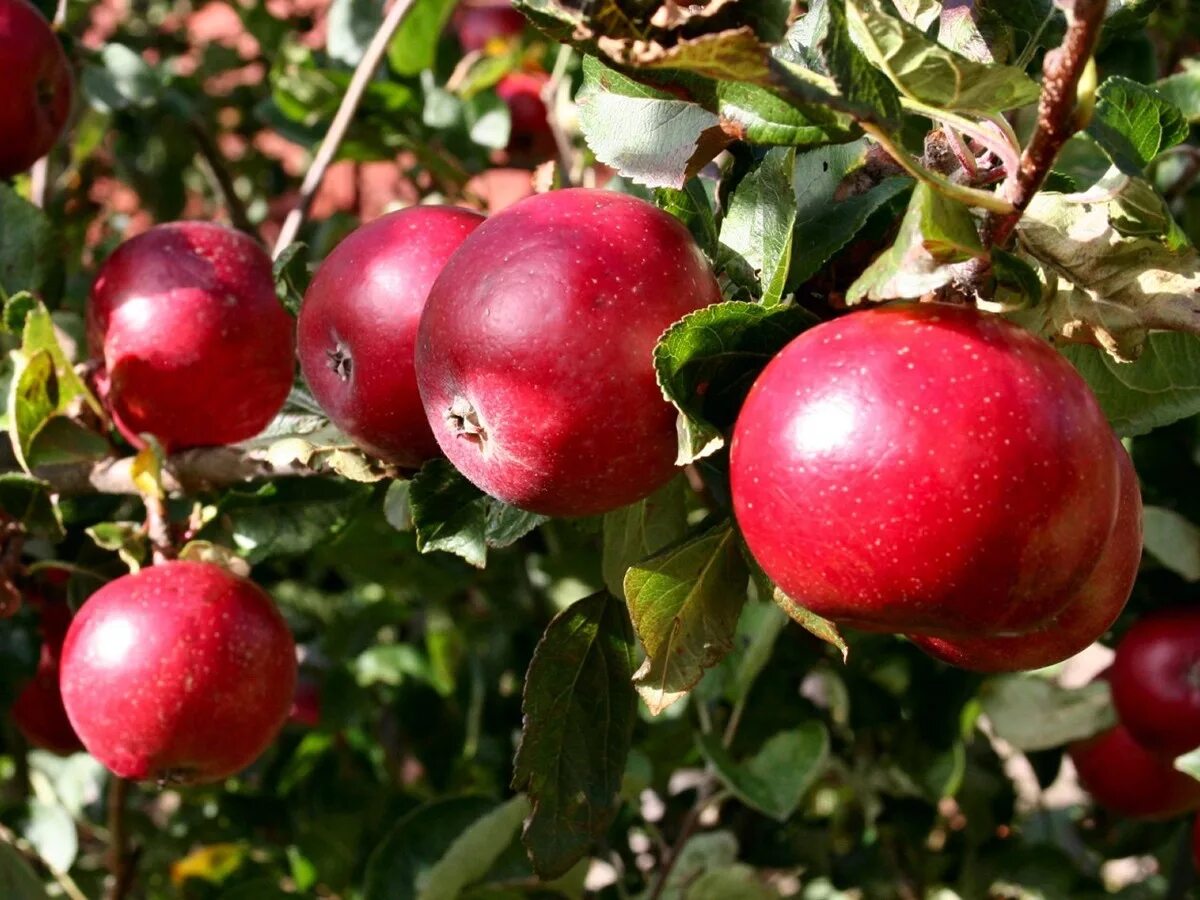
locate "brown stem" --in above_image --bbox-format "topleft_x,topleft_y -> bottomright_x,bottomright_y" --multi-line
272,0 -> 420,258
983,0 -> 1107,248
105,778 -> 134,900
143,492 -> 173,564
35,447 -> 313,496
187,118 -> 256,237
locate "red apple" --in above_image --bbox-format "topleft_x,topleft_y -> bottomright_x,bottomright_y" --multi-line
1111,607 -> 1200,757
452,1 -> 525,52
59,561 -> 296,784
1070,722 -> 1200,820
88,222 -> 295,451
11,597 -> 83,756
0,0 -> 72,179
496,71 -> 555,164
298,206 -> 484,466
289,677 -> 322,729
731,303 -> 1122,637
911,441 -> 1142,671
416,188 -> 721,516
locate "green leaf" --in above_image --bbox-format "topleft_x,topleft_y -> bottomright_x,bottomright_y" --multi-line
717,81 -> 859,146
653,301 -> 816,465
464,92 -> 512,150
82,44 -> 162,113
0,186 -> 53,298
821,0 -> 903,125
1141,506 -> 1200,581
0,475 -> 62,540
23,801 -> 77,874
687,866 -> 775,900
718,147 -> 798,307
724,599 -> 789,704
273,242 -> 310,317
2,292 -> 36,334
656,831 -> 739,900
981,676 -> 1116,752
1175,746 -> 1200,783
1088,76 -> 1189,173
770,585 -> 848,661
625,521 -> 749,714
848,180 -> 984,303
576,56 -> 729,189
602,478 -> 690,599
1156,69 -> 1200,123
655,180 -> 718,260
698,723 -> 829,820
387,0 -> 457,76
408,460 -> 546,568
789,141 -> 913,287
327,0 -> 382,66
1061,335 -> 1200,437
846,0 -> 1039,114
363,796 -> 517,900
512,592 -> 637,878
86,521 -> 148,573
0,841 -> 49,900
8,351 -> 58,473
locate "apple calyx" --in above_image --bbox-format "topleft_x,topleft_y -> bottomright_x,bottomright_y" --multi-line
447,396 -> 488,447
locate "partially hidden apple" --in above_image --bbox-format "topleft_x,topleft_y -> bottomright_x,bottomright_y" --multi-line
911,440 -> 1142,672
88,222 -> 295,450
1070,722 -> 1200,821
452,0 -> 525,52
59,561 -> 296,784
298,206 -> 484,467
416,188 -> 721,517
496,71 -> 555,165
0,0 -> 72,179
11,595 -> 83,756
731,302 -> 1122,637
1111,606 -> 1200,757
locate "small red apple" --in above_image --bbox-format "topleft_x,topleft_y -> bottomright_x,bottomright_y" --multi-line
298,206 -> 484,466
731,303 -> 1122,637
11,596 -> 83,756
496,71 -> 555,164
1069,722 -> 1200,820
416,188 -> 721,516
452,1 -> 525,51
289,677 -> 322,729
59,561 -> 296,784
0,0 -> 72,179
1110,607 -> 1200,757
88,222 -> 295,451
911,441 -> 1142,672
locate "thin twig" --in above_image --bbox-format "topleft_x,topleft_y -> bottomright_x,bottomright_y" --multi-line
187,118 -> 256,237
53,0 -> 68,26
105,778 -> 133,900
143,492 -> 173,565
983,0 -> 1107,248
272,0 -> 420,258
541,45 -> 577,187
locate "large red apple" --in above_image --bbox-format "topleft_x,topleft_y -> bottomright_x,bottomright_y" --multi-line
1070,722 -> 1200,820
416,188 -> 721,516
911,441 -> 1142,672
11,596 -> 83,756
298,206 -> 484,466
88,222 -> 294,450
1111,607 -> 1200,757
731,303 -> 1122,637
452,1 -> 525,51
0,0 -> 72,179
59,561 -> 296,784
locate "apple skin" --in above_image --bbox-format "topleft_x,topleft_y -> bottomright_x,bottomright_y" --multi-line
416,188 -> 721,516
1110,607 -> 1200,757
88,222 -> 295,451
496,71 -> 555,164
59,561 -> 296,785
0,0 -> 72,179
298,206 -> 484,467
11,597 -> 83,756
1069,722 -> 1200,820
911,441 -> 1142,672
452,1 -> 525,51
731,302 -> 1122,637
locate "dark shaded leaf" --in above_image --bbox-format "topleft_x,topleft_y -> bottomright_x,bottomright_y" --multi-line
698,722 -> 829,820
602,478 -> 690,599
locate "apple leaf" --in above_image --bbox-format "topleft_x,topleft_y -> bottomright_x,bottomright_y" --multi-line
789,141 -> 913,288
1175,746 -> 1200,784
654,300 -> 817,465
1088,76 -> 1189,173
698,722 -> 829,820
512,592 -> 637,878
847,181 -> 985,303
818,0 -> 903,125
0,186 -> 53,299
386,0 -> 456,76
655,831 -> 740,899
404,460 -> 546,568
716,81 -> 859,147
697,597 -> 790,705
719,147 -> 798,307
1061,334 -> 1200,437
81,44 -> 163,114
0,840 -> 50,900
272,242 -> 310,318
0,474 -> 62,541
86,522 -> 148,573
770,586 -> 848,662
625,521 -> 749,714
846,0 -> 1040,114
1156,68 -> 1200,123
602,477 -> 690,599
981,676 -> 1116,752
688,866 -> 777,900
1140,506 -> 1200,582
655,180 -> 719,259
1016,176 -> 1200,361
327,0 -> 382,66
